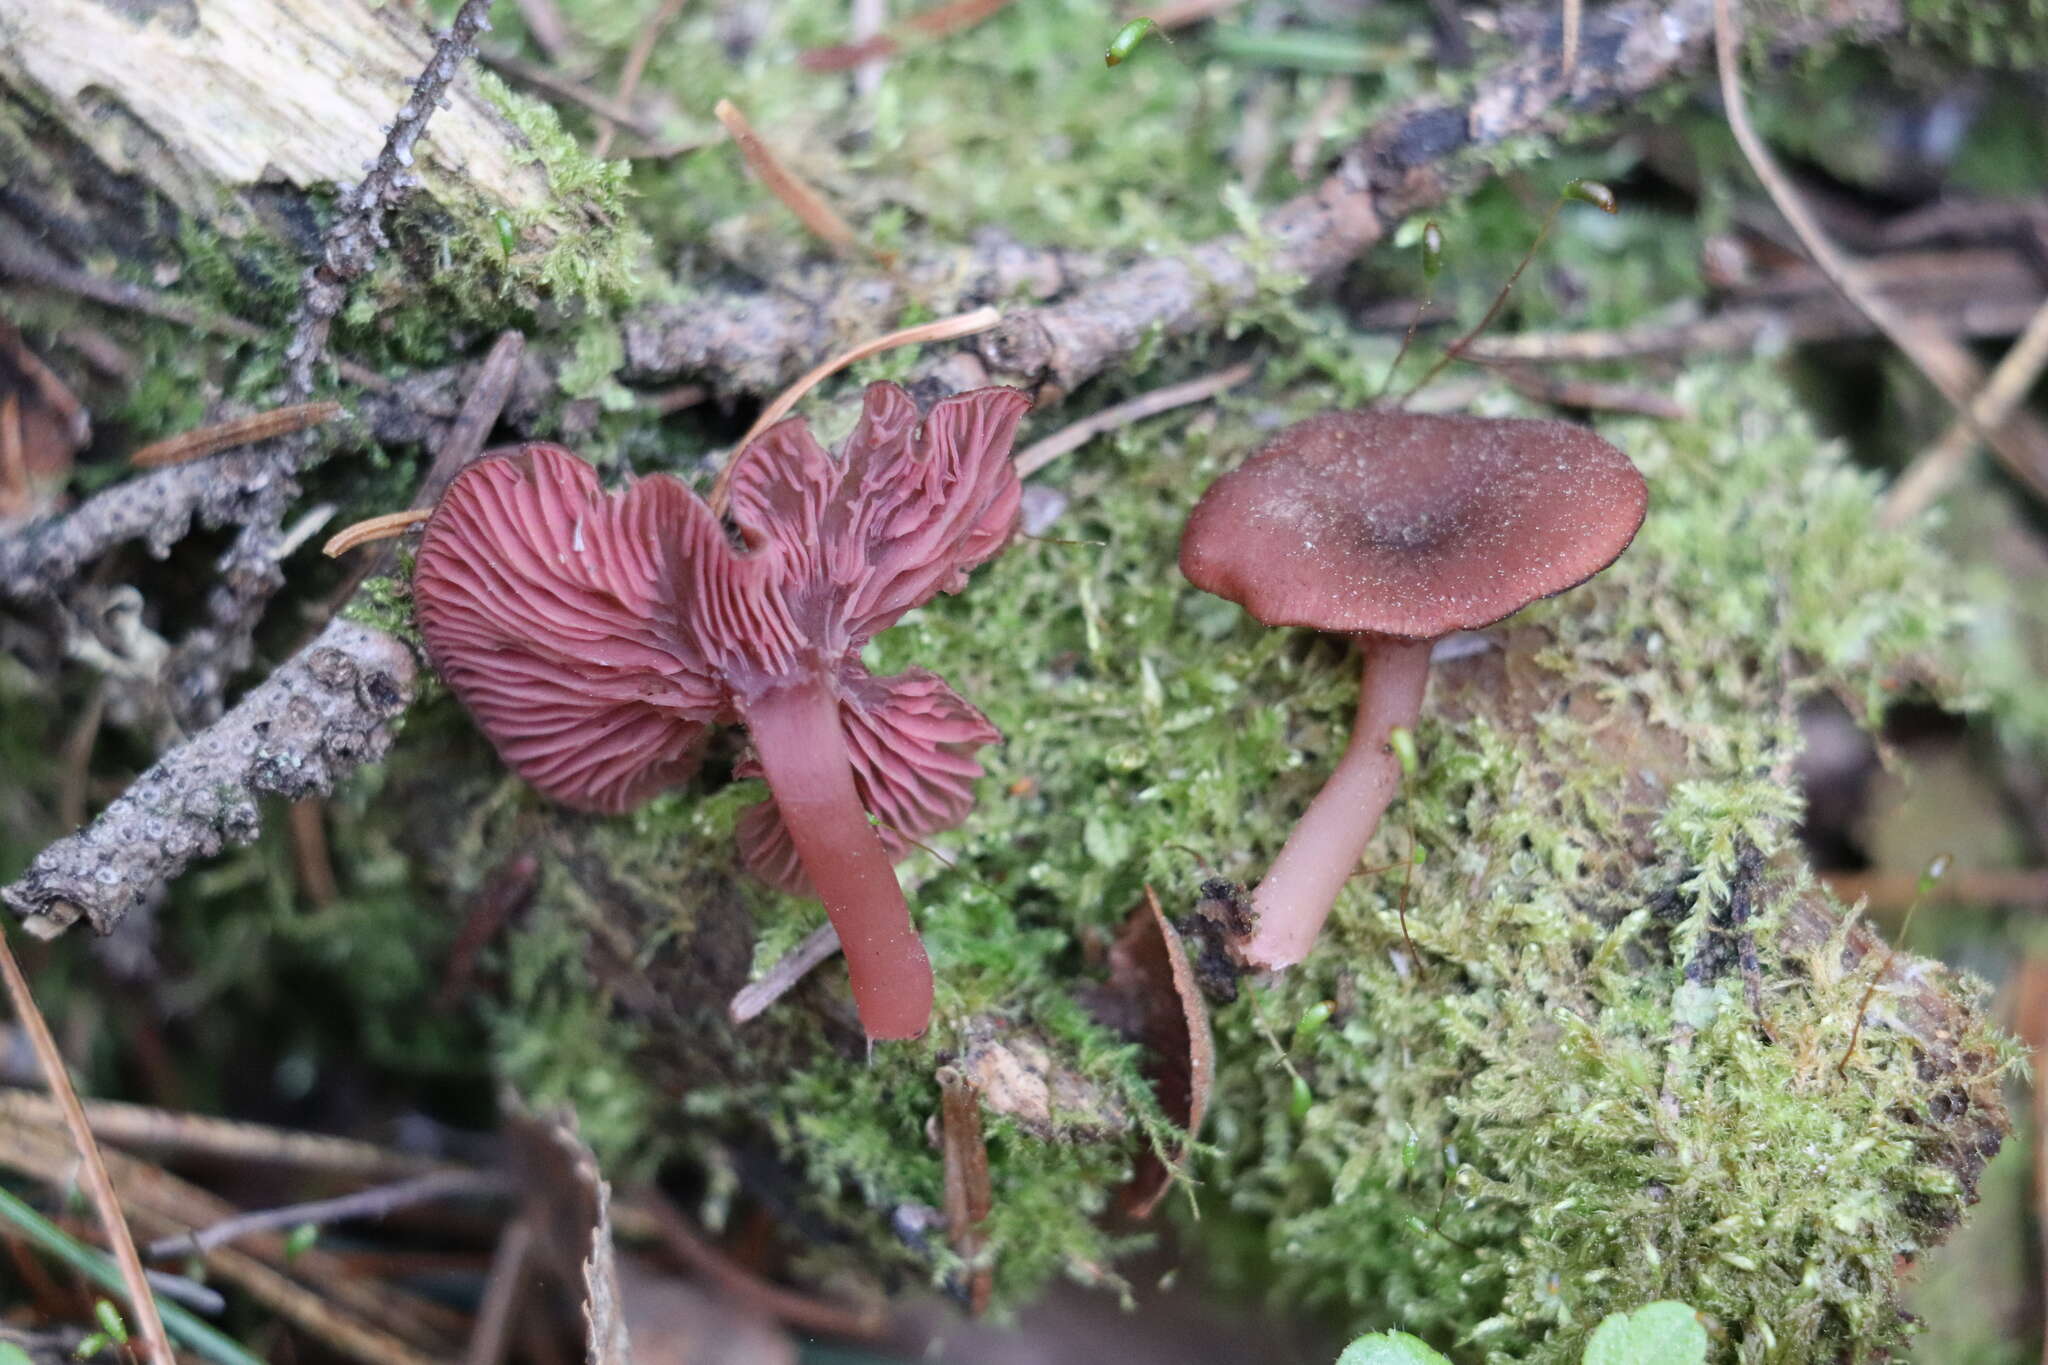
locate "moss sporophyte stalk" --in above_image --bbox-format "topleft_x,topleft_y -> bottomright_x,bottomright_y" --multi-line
420,360 -> 2014,1361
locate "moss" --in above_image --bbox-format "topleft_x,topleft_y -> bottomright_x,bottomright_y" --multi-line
469,72 -> 648,310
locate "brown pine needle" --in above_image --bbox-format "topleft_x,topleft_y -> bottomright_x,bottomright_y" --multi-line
129,401 -> 344,469
592,0 -> 686,159
713,97 -> 861,256
1560,0 -> 1581,80
1880,292 -> 2048,526
1014,360 -> 1258,478
710,306 -> 1003,511
0,925 -> 174,1364
323,508 -> 433,557
0,392 -> 23,504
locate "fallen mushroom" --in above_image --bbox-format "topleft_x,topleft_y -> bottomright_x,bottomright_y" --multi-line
1179,409 -> 1646,971
412,381 -> 1030,1040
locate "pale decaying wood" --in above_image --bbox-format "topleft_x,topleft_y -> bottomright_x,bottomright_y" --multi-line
0,0 -> 552,232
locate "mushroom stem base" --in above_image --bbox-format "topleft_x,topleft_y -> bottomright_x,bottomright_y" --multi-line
1240,636 -> 1433,971
741,678 -> 935,1040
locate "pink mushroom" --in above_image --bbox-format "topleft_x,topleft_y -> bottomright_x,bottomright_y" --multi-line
1179,409 -> 1647,971
411,381 -> 1030,1040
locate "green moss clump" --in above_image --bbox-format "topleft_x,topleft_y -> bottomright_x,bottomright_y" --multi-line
469,72 -> 647,310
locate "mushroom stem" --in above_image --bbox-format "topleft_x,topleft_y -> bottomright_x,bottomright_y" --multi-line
1240,636 -> 1434,971
741,678 -> 935,1040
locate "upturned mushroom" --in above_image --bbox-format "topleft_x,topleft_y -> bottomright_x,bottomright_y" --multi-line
412,381 -> 1030,1040
1178,409 -> 1647,971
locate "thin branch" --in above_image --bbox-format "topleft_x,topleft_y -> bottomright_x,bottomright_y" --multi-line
636,1189 -> 887,1339
144,1169 -> 507,1260
591,0 -> 685,158
3,619 -> 418,938
0,232 -> 393,395
1880,292 -> 2048,526
464,1212 -> 537,1365
511,0 -> 576,62
0,928 -> 174,1364
1013,360 -> 1259,478
1713,0 -> 1988,443
713,98 -> 862,256
0,1088 -> 451,1181
729,922 -> 843,1024
285,0 -> 498,397
1494,366 -> 1690,420
478,48 -> 662,135
1822,868 -> 2048,910
1,1121 -> 458,1365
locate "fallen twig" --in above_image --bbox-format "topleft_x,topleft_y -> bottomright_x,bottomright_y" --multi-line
464,1212 -> 537,1365
1494,366 -> 1690,420
591,0 -> 685,157
3,1122 -> 459,1365
636,1189 -> 887,1339
129,402 -> 344,469
713,98 -> 862,256
511,0 -> 576,63
3,619 -> 418,938
0,928 -> 174,1364
144,1169 -> 507,1261
0,232 -> 393,396
729,922 -> 843,1024
478,48 -> 662,135
1881,292 -> 2048,525
1713,0 -> 2003,468
288,800 -> 341,908
0,1088 -> 452,1181
1013,360 -> 1259,477
286,0 -> 497,398
1823,868 -> 2048,910
157,0 -> 494,725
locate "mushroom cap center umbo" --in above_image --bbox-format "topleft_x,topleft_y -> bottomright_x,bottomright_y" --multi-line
1179,409 -> 1648,639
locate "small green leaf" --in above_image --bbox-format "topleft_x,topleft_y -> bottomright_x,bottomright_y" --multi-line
0,1343 -> 35,1365
1582,1301 -> 1708,1365
1337,1332 -> 1454,1365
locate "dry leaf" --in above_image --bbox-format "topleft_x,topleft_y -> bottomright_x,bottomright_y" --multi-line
1099,887 -> 1215,1218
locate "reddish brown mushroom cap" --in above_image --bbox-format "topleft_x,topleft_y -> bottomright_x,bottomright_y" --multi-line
1179,410 -> 1648,638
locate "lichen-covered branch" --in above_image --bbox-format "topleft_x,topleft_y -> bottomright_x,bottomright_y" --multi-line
163,0 -> 496,725
971,0 -> 1845,397
0,440 -> 308,608
283,0 -> 499,397
2,619 -> 417,939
